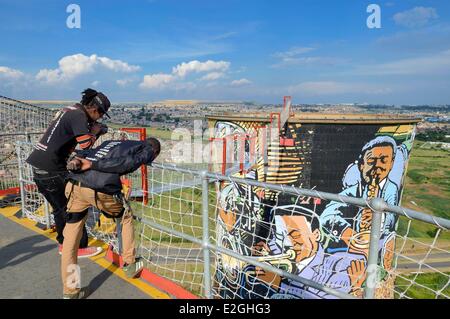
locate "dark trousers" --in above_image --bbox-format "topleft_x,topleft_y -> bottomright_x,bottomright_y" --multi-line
33,170 -> 88,248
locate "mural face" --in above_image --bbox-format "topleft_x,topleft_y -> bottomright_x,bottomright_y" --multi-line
209,119 -> 416,299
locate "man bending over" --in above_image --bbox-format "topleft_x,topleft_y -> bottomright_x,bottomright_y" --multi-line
61,137 -> 161,299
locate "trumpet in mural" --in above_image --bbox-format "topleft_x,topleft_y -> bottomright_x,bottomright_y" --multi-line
208,104 -> 418,299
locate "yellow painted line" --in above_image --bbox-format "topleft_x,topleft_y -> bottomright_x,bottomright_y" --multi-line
92,255 -> 170,299
1,207 -> 170,299
8,215 -> 56,239
0,206 -> 21,217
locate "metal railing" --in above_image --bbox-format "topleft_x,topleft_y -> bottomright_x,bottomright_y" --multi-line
0,94 -> 55,192
3,93 -> 447,299
1,132 -> 45,192
0,95 -> 55,134
12,141 -> 450,299
144,163 -> 449,299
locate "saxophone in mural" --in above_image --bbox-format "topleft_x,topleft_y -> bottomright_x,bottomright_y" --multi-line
208,113 -> 417,299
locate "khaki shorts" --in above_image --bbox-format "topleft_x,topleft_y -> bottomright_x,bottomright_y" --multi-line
65,181 -> 123,216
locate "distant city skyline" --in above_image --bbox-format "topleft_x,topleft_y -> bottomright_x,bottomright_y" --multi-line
1,0 -> 450,104
23,99 -> 450,107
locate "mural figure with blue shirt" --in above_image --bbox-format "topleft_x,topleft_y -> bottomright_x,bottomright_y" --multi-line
320,136 -> 400,252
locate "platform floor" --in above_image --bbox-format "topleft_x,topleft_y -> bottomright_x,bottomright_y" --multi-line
0,207 -> 166,299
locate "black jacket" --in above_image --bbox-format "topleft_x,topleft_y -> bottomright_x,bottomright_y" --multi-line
69,140 -> 156,195
26,104 -> 94,172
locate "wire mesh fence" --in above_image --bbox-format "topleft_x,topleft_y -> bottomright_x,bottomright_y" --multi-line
2,95 -> 447,300
0,96 -> 56,193
1,133 -> 48,191
15,141 -> 51,225
0,164 -> 20,193
390,219 -> 450,299
13,126 -> 145,241
0,95 -> 55,134
126,163 -> 449,299
0,95 -> 147,257
135,165 -> 210,296
13,140 -> 450,299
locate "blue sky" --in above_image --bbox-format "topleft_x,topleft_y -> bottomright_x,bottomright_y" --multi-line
1,0 -> 450,104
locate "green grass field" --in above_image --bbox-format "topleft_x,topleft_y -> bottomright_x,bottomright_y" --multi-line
127,133 -> 448,299
394,141 -> 449,299
395,272 -> 450,299
398,141 -> 450,240
132,184 -> 217,244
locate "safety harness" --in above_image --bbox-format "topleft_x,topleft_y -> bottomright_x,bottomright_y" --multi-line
65,181 -> 130,226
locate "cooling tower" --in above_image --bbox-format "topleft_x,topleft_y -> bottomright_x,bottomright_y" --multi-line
207,112 -> 421,299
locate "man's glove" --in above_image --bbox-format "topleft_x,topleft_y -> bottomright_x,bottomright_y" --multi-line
67,157 -> 92,172
67,158 -> 82,172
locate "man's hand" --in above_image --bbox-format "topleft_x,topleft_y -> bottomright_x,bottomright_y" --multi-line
67,158 -> 82,171
90,122 -> 108,137
347,259 -> 367,298
251,241 -> 270,256
78,158 -> 92,171
67,157 -> 92,172
253,266 -> 282,288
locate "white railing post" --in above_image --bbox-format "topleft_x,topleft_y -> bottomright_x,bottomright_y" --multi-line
364,198 -> 386,299
201,170 -> 212,299
16,143 -> 27,219
43,199 -> 51,230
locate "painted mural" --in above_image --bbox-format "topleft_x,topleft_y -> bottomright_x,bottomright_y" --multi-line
208,117 -> 417,299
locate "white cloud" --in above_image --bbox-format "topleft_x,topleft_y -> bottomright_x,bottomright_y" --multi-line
140,59 -> 231,91
355,49 -> 450,76
116,78 -> 135,87
36,53 -> 140,84
271,46 -> 344,68
97,56 -> 140,72
36,68 -> 61,83
205,82 -> 219,88
271,56 -> 346,68
0,66 -> 28,92
172,60 -> 230,77
288,81 -> 347,95
272,47 -> 315,59
200,72 -> 225,81
231,78 -> 252,86
375,24 -> 450,54
173,82 -> 197,91
211,31 -> 238,40
0,66 -> 24,79
139,73 -> 175,89
91,80 -> 100,87
287,81 -> 392,96
394,7 -> 438,28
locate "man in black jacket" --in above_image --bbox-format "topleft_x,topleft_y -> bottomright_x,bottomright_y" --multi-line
61,137 -> 161,299
27,88 -> 110,258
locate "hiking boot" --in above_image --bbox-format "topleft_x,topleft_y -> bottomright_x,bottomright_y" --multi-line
123,259 -> 144,278
59,245 -> 103,258
63,287 -> 90,299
